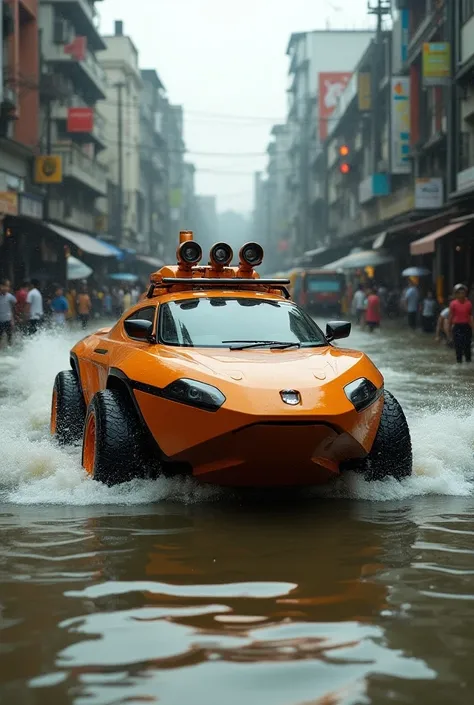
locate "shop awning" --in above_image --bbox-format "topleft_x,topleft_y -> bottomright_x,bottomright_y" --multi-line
323,250 -> 394,271
136,254 -> 165,269
372,231 -> 388,250
96,238 -> 124,259
410,222 -> 467,256
46,223 -> 115,257
302,246 -> 328,259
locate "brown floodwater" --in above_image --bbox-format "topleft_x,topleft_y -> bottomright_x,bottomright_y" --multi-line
1,320 -> 474,704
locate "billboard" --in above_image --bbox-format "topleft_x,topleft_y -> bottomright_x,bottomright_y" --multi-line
67,107 -> 94,132
422,42 -> 451,86
318,72 -> 351,141
390,77 -> 411,175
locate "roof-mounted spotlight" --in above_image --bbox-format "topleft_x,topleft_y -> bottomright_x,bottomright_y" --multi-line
239,242 -> 264,268
177,240 -> 202,268
209,242 -> 233,269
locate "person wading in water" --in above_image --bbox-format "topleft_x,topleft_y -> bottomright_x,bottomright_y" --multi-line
448,284 -> 473,363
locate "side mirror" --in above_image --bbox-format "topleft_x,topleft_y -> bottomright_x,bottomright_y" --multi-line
124,319 -> 155,342
326,320 -> 351,342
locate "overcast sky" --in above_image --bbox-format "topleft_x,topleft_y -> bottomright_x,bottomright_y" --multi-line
100,0 -> 375,215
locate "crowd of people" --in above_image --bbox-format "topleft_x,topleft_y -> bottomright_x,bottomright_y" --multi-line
0,278 -> 146,346
351,279 -> 474,363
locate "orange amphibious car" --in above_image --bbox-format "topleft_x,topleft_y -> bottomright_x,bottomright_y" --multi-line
50,232 -> 412,487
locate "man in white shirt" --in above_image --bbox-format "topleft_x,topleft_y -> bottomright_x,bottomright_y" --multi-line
26,279 -> 44,335
0,279 -> 16,346
352,284 -> 367,325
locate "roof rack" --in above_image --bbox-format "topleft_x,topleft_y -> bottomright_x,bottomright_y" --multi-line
146,278 -> 291,299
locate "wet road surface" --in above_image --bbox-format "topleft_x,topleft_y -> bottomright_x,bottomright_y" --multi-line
1,320 -> 474,704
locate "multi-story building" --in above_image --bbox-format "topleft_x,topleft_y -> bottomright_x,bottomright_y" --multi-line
0,0 -> 45,283
139,68 -> 168,258
264,124 -> 291,271
165,103 -> 185,254
38,0 -> 108,234
182,162 -> 197,230
285,29 -> 374,258
99,19 -> 142,251
195,194 -> 218,253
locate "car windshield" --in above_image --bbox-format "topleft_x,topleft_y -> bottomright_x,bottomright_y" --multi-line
158,297 -> 327,348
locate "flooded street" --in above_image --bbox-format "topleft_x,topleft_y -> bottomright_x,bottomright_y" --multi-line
2,322 -> 474,704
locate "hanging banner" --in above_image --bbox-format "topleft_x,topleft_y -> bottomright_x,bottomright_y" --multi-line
64,36 -> 87,61
390,77 -> 411,175
67,107 -> 94,132
357,72 -> 371,112
422,42 -> 451,86
34,156 -> 63,184
318,72 -> 352,141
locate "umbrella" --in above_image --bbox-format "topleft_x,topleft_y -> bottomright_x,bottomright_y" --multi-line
402,267 -> 431,277
108,272 -> 138,283
67,256 -> 93,280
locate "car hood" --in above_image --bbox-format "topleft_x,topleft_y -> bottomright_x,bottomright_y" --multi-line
160,345 -> 374,388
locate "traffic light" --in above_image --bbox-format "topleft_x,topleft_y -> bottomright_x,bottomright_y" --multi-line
338,144 -> 351,174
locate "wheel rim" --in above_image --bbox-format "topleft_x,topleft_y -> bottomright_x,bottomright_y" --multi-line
50,389 -> 58,435
83,414 -> 96,476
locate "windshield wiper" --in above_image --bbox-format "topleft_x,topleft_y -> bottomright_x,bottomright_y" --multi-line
222,339 -> 302,350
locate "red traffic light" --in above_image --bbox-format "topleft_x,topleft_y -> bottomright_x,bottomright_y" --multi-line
339,144 -> 350,156
340,162 -> 351,174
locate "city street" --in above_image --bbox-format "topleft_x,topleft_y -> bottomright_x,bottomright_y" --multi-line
1,322 -> 474,704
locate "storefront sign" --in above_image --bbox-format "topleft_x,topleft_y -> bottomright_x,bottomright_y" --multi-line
318,72 -> 352,141
34,155 -> 62,184
390,77 -> 411,175
357,72 -> 371,112
19,193 -> 43,220
358,173 -> 390,205
0,191 -> 18,216
67,107 -> 94,132
415,178 -> 443,209
422,42 -> 451,86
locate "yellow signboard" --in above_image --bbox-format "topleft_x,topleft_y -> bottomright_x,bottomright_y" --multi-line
422,42 -> 451,85
358,72 -> 371,112
34,155 -> 63,184
0,191 -> 18,216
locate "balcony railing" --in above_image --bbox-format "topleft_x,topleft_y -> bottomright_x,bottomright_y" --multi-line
54,142 -> 107,196
42,42 -> 107,98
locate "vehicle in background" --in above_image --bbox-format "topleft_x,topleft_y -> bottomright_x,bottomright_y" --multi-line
288,268 -> 346,316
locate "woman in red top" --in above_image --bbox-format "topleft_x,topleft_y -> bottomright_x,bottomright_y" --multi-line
448,284 -> 473,363
365,286 -> 381,333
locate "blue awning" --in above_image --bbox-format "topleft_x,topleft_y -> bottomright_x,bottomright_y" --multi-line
96,238 -> 125,260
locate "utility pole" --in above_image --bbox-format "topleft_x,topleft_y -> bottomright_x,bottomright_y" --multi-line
367,0 -> 391,174
114,82 -> 125,246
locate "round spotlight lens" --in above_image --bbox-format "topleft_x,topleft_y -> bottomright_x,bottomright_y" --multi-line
180,241 -> 202,264
210,242 -> 233,266
241,242 -> 263,266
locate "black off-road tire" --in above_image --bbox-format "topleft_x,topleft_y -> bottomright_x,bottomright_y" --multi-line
349,390 -> 412,482
52,370 -> 86,445
83,389 -> 156,486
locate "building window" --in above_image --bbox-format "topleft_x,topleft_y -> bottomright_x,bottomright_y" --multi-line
462,0 -> 474,24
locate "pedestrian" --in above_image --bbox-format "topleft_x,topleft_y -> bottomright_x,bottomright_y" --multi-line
448,284 -> 473,363
0,278 -> 16,346
351,284 -> 367,325
435,297 -> 452,345
122,287 -> 132,311
365,286 -> 381,333
26,279 -> 44,335
421,290 -> 437,333
76,284 -> 92,330
404,280 -> 419,329
14,280 -> 29,335
50,286 -> 69,327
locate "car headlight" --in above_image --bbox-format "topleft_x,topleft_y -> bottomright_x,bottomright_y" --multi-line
344,378 -> 381,412
161,378 -> 226,412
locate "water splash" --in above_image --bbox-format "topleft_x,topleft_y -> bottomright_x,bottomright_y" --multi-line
0,328 -> 473,504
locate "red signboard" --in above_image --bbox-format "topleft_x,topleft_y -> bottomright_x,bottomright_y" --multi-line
318,72 -> 352,141
64,36 -> 87,61
67,107 -> 94,133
